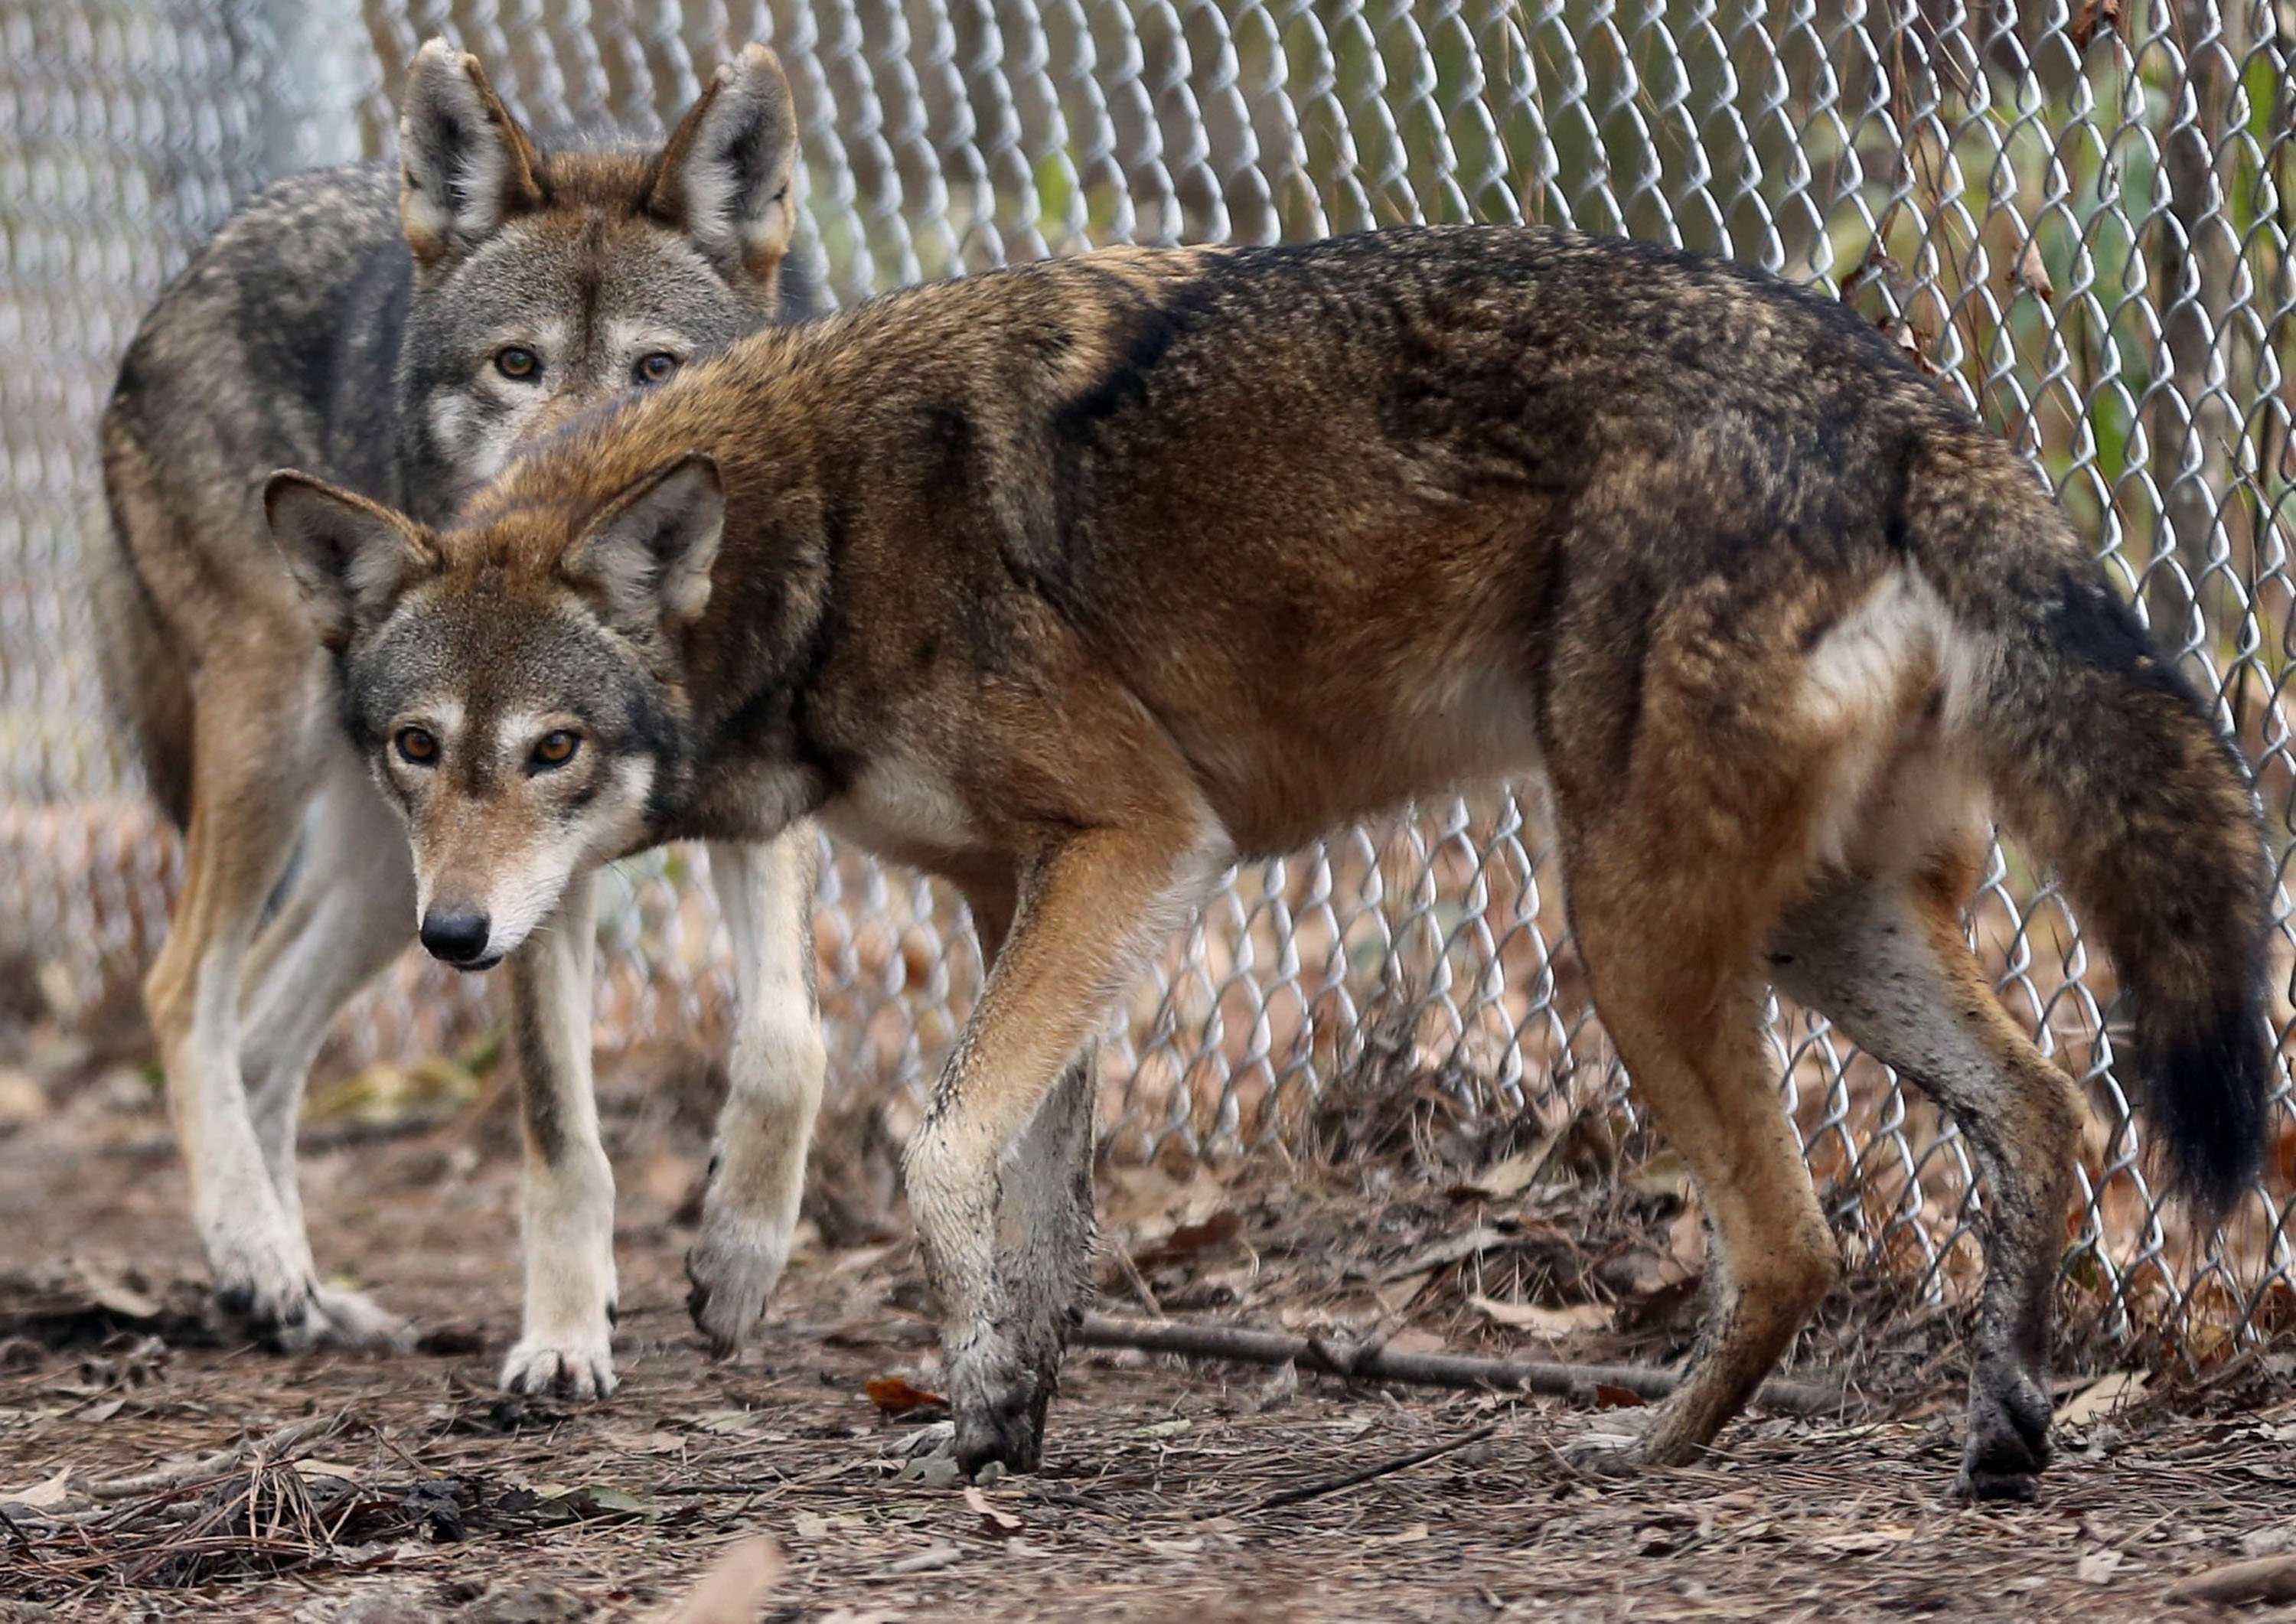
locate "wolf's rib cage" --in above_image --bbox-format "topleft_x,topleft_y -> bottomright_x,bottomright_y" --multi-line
2,0 -> 2291,1357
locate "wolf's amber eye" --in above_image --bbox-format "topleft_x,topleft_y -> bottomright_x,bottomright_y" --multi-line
396,727 -> 439,765
531,730 -> 581,770
634,352 -> 680,386
495,346 -> 540,380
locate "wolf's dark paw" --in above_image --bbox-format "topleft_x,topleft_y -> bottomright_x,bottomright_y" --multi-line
1955,1371 -> 2051,1502
1955,1463 -> 2042,1503
953,1395 -> 1047,1478
948,1358 -> 1055,1479
205,1215 -> 325,1352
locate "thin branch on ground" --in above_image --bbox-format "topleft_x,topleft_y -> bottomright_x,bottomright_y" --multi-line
82,1415 -> 346,1502
1256,1422 -> 1501,1510
1070,1313 -> 1843,1417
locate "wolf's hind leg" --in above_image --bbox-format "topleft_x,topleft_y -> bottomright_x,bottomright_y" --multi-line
499,876 -> 620,1401
1573,958 -> 1837,1467
686,830 -> 829,1352
1552,780 -> 1840,1469
1771,859 -> 2081,1502
145,662 -> 333,1343
233,755 -> 419,1349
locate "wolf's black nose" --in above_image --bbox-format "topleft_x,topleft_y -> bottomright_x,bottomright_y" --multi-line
419,910 -> 491,965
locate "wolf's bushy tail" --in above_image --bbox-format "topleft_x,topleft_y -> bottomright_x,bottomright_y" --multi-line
1914,442 -> 2273,1218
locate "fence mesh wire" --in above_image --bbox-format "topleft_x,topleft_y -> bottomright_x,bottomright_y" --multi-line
2,0 -> 2292,1357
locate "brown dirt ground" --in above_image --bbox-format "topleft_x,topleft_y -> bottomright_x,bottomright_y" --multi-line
2,1043 -> 2294,1623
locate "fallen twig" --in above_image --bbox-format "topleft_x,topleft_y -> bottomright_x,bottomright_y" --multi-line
1257,1422 -> 1499,1510
2164,1553 -> 2296,1607
867,1543 -> 961,1583
2,1496 -> 202,1529
1070,1313 -> 1842,1417
83,1414 -> 344,1501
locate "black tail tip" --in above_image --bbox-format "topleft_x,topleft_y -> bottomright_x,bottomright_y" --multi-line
2141,1002 -> 2272,1225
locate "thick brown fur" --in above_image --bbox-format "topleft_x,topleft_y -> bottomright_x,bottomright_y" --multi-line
278,225 -> 2270,1497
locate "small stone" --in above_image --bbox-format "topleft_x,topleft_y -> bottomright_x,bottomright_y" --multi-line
895,1453 -> 961,1489
2239,1525 -> 2296,1558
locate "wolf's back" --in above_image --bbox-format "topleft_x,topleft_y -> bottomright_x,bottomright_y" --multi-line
92,164 -> 405,830
1912,436 -> 2273,1215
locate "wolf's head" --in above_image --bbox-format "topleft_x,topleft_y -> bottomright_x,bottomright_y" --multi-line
266,455 -> 732,968
391,40 -> 801,520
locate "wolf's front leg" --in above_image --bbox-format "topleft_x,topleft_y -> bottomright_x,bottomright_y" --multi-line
499,876 -> 621,1401
237,754 -> 422,1352
987,1051 -> 1100,1449
686,831 -> 829,1352
914,879 -> 1101,1466
905,826 -> 1211,1477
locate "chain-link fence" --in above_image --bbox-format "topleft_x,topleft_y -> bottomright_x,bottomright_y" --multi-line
2,0 -> 2292,1358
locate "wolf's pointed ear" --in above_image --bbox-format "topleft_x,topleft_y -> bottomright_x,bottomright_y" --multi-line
647,45 -> 798,286
561,455 -> 726,631
265,472 -> 437,649
398,39 -> 546,268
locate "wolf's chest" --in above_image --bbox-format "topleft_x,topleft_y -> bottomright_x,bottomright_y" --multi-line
818,755 -> 993,876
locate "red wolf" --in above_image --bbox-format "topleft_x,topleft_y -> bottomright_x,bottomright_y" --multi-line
268,227 -> 2268,1498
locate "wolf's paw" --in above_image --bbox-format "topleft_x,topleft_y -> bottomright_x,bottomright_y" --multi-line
501,1330 -> 618,1402
684,1212 -> 791,1356
1955,1371 -> 2051,1503
206,1221 -> 323,1351
884,1420 -> 957,1460
947,1354 -> 1055,1479
1559,1411 -> 1657,1478
879,1420 -> 970,1487
307,1284 -> 418,1354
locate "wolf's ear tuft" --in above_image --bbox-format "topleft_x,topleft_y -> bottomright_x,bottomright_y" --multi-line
399,39 -> 546,266
561,455 -> 726,631
647,45 -> 798,286
265,472 -> 436,649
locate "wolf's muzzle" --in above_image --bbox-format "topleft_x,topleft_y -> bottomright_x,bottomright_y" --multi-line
419,908 -> 495,969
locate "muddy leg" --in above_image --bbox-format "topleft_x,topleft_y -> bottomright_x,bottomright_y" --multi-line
992,1049 -> 1099,1453
1772,863 -> 2081,1501
905,829 -> 1207,1476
